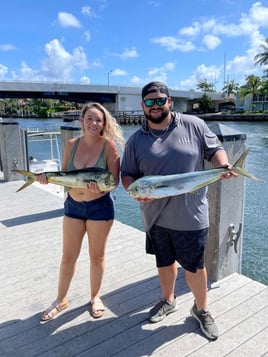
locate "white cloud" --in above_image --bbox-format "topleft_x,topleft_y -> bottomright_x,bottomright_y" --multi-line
130,75 -> 144,86
180,64 -> 220,90
0,64 -> 8,79
179,21 -> 201,36
111,69 -> 127,76
81,5 -> 97,18
41,39 -> 88,81
114,47 -> 139,60
0,44 -> 16,51
80,76 -> 90,84
247,1 -> 268,27
58,12 -> 81,28
151,36 -> 196,52
91,59 -> 103,68
202,34 -> 221,50
146,62 -> 175,83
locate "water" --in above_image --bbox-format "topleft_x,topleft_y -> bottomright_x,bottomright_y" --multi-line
13,118 -> 268,285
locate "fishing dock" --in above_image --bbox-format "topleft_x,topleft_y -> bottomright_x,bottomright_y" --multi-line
0,176 -> 267,357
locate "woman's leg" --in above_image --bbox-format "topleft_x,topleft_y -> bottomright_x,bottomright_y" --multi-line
41,216 -> 86,321
56,216 -> 86,304
86,219 -> 113,300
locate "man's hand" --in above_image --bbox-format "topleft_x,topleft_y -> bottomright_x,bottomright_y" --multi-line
134,197 -> 154,202
221,165 -> 238,180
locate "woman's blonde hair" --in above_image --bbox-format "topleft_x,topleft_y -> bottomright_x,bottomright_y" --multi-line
81,102 -> 125,149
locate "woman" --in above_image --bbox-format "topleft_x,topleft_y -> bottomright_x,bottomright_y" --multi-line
40,102 -> 124,322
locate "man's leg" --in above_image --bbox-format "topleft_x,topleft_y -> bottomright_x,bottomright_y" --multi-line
158,262 -> 178,302
185,267 -> 208,310
147,263 -> 178,323
185,267 -> 218,341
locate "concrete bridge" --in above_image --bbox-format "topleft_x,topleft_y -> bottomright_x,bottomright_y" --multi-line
0,80 -> 233,113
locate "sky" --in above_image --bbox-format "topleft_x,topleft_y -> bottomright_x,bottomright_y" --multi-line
1,0 -> 268,92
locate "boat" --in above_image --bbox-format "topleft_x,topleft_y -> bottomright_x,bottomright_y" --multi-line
63,110 -> 81,122
26,129 -> 61,172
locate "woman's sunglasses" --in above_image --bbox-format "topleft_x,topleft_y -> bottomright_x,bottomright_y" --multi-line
143,97 -> 168,107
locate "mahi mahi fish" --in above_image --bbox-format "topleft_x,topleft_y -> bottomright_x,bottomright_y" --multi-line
12,167 -> 116,193
127,149 -> 263,199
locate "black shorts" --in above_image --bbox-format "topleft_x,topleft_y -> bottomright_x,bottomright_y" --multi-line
64,193 -> 114,221
146,225 -> 209,272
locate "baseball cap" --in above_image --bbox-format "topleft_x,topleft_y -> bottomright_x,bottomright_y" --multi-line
142,81 -> 169,99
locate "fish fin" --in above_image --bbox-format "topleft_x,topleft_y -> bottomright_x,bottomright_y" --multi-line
190,176 -> 222,193
234,167 -> 264,182
232,149 -> 250,167
12,169 -> 37,192
231,149 -> 264,182
16,178 -> 35,192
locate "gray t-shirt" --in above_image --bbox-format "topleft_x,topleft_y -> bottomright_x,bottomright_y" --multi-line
121,112 -> 224,232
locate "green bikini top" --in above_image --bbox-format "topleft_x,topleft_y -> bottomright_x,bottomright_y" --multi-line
67,137 -> 107,171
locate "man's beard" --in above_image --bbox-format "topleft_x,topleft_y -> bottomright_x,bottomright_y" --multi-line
145,108 -> 169,124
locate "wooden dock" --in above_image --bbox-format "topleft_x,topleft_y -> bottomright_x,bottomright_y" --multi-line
0,177 -> 267,357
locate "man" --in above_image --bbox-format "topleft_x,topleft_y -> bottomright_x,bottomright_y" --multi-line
121,81 -> 236,341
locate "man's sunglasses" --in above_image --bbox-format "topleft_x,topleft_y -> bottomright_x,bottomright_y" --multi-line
143,97 -> 168,107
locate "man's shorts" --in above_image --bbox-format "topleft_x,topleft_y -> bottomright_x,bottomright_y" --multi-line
146,225 -> 209,273
64,193 -> 114,221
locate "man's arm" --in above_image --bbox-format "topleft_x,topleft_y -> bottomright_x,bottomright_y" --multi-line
121,175 -> 135,190
210,150 -> 238,179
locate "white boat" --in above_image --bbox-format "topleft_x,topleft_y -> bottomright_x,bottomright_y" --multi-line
27,129 -> 61,172
29,158 -> 60,173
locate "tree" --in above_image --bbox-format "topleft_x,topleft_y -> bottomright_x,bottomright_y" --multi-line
198,93 -> 213,113
222,80 -> 240,97
239,75 -> 263,111
196,79 -> 215,92
254,38 -> 268,67
239,75 -> 262,99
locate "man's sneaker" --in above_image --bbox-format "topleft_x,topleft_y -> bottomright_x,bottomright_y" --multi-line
190,303 -> 218,341
148,298 -> 178,323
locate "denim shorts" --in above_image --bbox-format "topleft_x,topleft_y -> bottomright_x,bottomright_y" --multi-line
146,225 -> 209,272
64,193 -> 114,221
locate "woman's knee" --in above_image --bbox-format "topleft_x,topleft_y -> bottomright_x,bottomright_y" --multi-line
61,253 -> 79,266
90,255 -> 105,266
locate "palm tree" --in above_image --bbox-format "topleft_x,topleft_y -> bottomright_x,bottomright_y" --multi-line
254,38 -> 268,67
239,75 -> 262,98
239,75 -> 262,111
196,79 -> 215,92
222,79 -> 240,97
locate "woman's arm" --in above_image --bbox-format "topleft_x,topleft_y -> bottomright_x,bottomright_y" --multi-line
106,140 -> 120,187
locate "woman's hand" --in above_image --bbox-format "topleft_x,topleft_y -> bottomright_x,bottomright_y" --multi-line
36,173 -> 48,185
86,181 -> 104,194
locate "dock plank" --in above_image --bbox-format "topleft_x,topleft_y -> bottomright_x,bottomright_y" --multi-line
0,179 -> 267,357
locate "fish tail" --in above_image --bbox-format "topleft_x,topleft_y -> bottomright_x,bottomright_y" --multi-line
232,148 -> 250,167
231,149 -> 264,182
234,167 -> 264,182
12,169 -> 36,192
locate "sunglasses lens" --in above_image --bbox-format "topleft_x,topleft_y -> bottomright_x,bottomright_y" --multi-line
156,97 -> 167,106
144,99 -> 155,107
144,97 -> 167,107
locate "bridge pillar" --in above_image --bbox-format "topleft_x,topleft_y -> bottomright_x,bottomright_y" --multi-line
0,122 -> 26,181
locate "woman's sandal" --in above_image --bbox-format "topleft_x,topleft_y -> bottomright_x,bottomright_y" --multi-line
90,297 -> 105,319
40,300 -> 69,323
